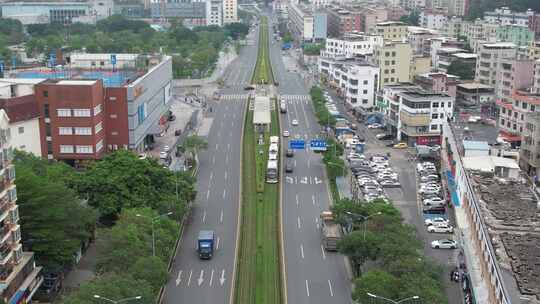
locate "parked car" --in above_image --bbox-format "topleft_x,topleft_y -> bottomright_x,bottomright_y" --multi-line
427,224 -> 454,233
168,115 -> 176,121
159,151 -> 168,159
174,129 -> 182,136
285,161 -> 294,173
424,217 -> 450,226
424,197 -> 445,206
367,123 -> 383,129
423,205 -> 446,214
393,142 -> 408,149
421,174 -> 439,182
163,145 -> 170,152
431,239 -> 457,249
244,85 -> 256,90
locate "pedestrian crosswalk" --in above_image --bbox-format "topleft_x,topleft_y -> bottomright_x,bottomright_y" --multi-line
219,94 -> 249,101
280,94 -> 311,103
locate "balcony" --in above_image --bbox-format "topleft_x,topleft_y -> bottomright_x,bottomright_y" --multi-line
0,263 -> 14,281
400,111 -> 431,126
0,243 -> 11,264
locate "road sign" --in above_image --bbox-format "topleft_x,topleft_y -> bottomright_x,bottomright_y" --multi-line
289,139 -> 305,150
0,60 -> 4,73
111,54 -> 117,65
310,139 -> 327,151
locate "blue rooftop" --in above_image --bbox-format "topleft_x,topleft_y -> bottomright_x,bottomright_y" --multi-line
10,68 -> 139,87
462,140 -> 490,151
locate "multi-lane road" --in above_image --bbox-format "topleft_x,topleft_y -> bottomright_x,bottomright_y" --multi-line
266,16 -> 353,304
162,23 -> 258,304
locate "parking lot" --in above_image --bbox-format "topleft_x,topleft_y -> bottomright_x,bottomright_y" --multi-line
323,88 -> 464,304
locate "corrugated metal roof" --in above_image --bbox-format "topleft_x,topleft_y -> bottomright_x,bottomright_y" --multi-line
253,96 -> 271,125
463,140 -> 489,151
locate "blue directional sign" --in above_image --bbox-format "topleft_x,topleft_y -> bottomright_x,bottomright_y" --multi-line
0,60 -> 4,73
310,139 -> 327,151
289,139 -> 305,150
111,54 -> 117,65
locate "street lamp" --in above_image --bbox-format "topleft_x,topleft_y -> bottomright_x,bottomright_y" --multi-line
345,211 -> 382,240
93,295 -> 142,304
136,212 -> 173,257
367,293 -> 420,304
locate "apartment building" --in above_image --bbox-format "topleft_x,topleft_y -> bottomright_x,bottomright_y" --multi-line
386,5 -> 407,21
447,0 -> 467,16
326,8 -> 363,37
520,112 -> 540,176
455,82 -> 495,108
0,79 -> 42,157
496,58 -> 534,102
361,7 -> 389,33
287,2 -> 327,41
496,24 -> 534,47
445,16 -> 464,38
414,72 -> 459,97
497,90 -> 540,142
322,35 -> 384,59
399,0 -> 425,10
206,0 -> 223,26
409,55 -> 431,80
374,21 -> 408,41
433,47 -> 466,72
380,84 -> 454,145
371,41 -> 412,88
222,0 -> 237,24
318,58 -> 380,111
484,7 -> 535,27
407,27 -> 440,55
534,60 -> 540,94
475,42 -> 517,87
0,109 -> 43,304
462,19 -> 498,52
420,8 -> 448,31
528,41 -> 540,60
425,37 -> 465,68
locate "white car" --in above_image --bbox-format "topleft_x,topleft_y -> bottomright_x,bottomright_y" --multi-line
282,130 -> 290,137
427,224 -> 454,233
419,185 -> 441,194
424,217 -> 450,226
159,151 -> 168,159
163,145 -> 170,152
291,119 -> 299,126
367,123 -> 383,129
424,197 -> 445,206
431,239 -> 458,249
421,175 -> 439,182
269,153 -> 277,160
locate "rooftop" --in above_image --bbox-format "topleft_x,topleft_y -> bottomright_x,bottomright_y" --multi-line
463,140 -> 490,151
463,155 -> 519,172
457,82 -> 494,90
482,42 -> 517,49
376,21 -> 406,27
8,68 -> 140,87
452,53 -> 478,59
399,88 -> 452,100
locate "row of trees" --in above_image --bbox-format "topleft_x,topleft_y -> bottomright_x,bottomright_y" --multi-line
14,150 -> 197,302
333,199 -> 448,304
467,0 -> 540,20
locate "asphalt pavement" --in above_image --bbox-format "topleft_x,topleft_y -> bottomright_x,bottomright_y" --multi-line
266,16 -> 353,304
161,24 -> 259,304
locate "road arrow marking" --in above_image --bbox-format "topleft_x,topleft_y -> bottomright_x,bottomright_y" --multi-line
328,279 -> 334,296
321,245 -> 326,260
315,177 -> 322,184
286,177 -> 293,184
209,269 -> 214,287
197,270 -> 204,286
220,269 -> 226,286
297,216 -> 301,229
301,177 -> 308,184
300,244 -> 304,259
187,270 -> 193,286
175,270 -> 183,286
220,209 -> 224,223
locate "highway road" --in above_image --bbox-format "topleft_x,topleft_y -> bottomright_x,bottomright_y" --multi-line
266,16 -> 353,304
162,23 -> 259,304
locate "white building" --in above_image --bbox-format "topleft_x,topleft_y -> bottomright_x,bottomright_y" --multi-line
222,0 -> 237,23
287,2 -> 314,41
207,0 -> 223,26
322,34 -> 384,59
420,9 -> 448,31
484,7 -> 535,27
379,84 -> 454,145
319,58 -> 380,111
0,79 -> 43,157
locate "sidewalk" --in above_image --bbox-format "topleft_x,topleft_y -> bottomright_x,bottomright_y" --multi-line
62,243 -> 97,291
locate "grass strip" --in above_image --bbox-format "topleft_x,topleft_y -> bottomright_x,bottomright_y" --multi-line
251,17 -> 275,85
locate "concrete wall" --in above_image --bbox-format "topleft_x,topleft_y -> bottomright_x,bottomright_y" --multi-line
10,118 -> 41,157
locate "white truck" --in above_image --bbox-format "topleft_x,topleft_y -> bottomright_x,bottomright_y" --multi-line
320,211 -> 342,251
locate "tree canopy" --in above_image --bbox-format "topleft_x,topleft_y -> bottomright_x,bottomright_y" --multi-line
467,0 -> 540,20
399,11 -> 420,26
447,60 -> 475,80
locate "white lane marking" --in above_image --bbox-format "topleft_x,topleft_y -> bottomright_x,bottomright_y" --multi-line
230,131 -> 233,137
220,209 -> 224,223
187,270 -> 193,287
212,156 -> 216,164
209,269 -> 215,287
224,171 -> 228,180
206,189 -> 210,200
305,280 -> 310,297
328,279 -> 334,297
202,210 -> 207,223
216,143 -> 219,150
216,237 -> 221,250
295,194 -> 299,206
222,189 -> 226,199
308,159 -> 310,168
220,269 -> 226,286
309,176 -> 313,184
197,270 -> 204,286
300,244 -> 305,259
210,172 -> 213,182
321,245 -> 326,260
175,270 -> 183,286
227,143 -> 231,150
226,155 -> 229,164
297,216 -> 301,229
312,195 -> 315,205
294,159 -> 296,166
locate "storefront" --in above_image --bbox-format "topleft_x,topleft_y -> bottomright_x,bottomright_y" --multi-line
416,135 -> 441,146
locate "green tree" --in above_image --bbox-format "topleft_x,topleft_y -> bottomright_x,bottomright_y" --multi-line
14,157 -> 97,271
352,270 -> 401,303
129,256 -> 168,293
338,231 -> 379,275
399,11 -> 420,26
447,60 -> 475,80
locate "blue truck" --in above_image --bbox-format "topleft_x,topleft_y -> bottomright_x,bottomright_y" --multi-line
197,230 -> 215,259
281,42 -> 292,50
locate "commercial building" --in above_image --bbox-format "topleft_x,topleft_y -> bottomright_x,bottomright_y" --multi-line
7,54 -> 173,164
149,1 -> 206,25
407,26 -> 440,55
455,82 -> 495,109
495,24 -> 534,47
0,109 -> 43,304
475,42 -> 517,87
325,7 -> 362,37
371,41 -> 412,88
318,58 -> 379,111
0,79 -> 42,157
373,21 -> 408,41
0,1 -> 91,24
379,84 -> 454,145
414,72 -> 459,97
322,34 -> 383,59
419,8 -> 448,31
287,2 -> 327,42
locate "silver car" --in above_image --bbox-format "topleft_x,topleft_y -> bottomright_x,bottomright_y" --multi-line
431,239 -> 457,249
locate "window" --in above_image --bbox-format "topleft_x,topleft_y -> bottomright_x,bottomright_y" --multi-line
43,91 -> 48,97
76,145 -> 93,154
391,51 -> 396,57
384,78 -> 389,83
522,102 -> 528,109
501,118 -> 505,125
363,90 -> 368,94
440,113 -> 444,118
60,145 -> 74,153
96,139 -> 104,152
384,60 -> 390,65
57,108 -> 72,117
94,104 -> 102,115
74,127 -> 92,135
447,102 -> 452,108
73,109 -> 91,117
433,102 -> 439,108
391,60 -> 395,65
362,99 -> 368,104
110,114 -> 117,119
59,127 -> 73,135
432,113 -> 439,119
531,105 -> 536,112
18,127 -> 24,134
502,108 -> 506,114
430,124 -> 438,130
111,131 -> 118,136
109,96 -> 117,101
95,122 -> 103,134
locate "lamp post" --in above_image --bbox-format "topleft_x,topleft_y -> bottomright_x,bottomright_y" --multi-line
93,295 -> 142,304
136,212 -> 173,257
345,211 -> 382,240
367,293 -> 420,304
